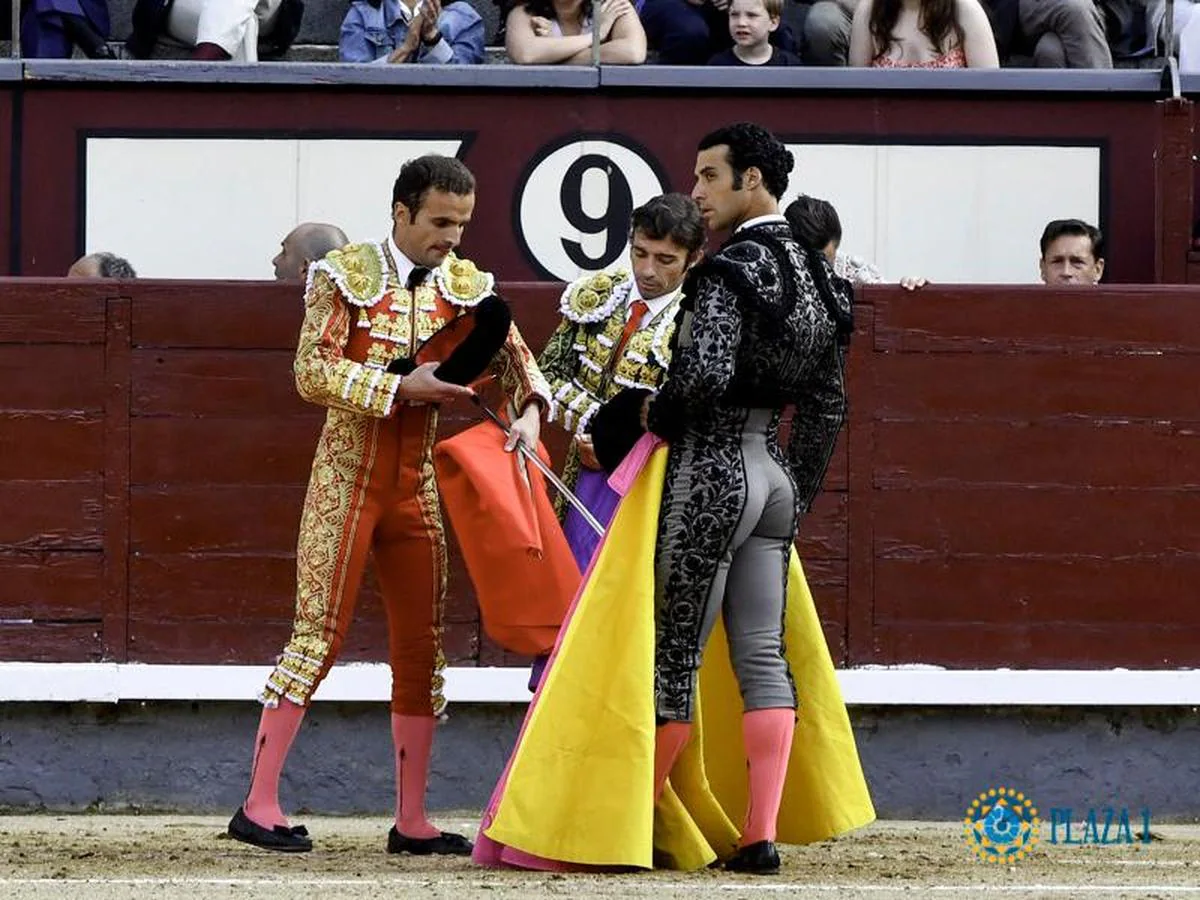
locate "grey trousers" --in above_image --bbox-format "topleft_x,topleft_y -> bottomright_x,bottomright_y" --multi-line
1021,0 -> 1113,67
804,0 -> 859,66
654,409 -> 798,723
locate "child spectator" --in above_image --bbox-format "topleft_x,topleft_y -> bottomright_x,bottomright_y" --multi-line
708,0 -> 802,64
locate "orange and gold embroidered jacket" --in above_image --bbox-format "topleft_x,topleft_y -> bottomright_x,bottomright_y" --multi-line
295,241 -> 551,421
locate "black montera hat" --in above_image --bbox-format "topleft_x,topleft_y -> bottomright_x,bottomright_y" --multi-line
589,387 -> 652,474
387,294 -> 512,385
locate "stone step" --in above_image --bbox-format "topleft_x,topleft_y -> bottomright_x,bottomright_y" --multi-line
110,0 -> 504,48
0,38 -> 513,63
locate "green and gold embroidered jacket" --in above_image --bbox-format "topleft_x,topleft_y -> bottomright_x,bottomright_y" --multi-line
537,269 -> 682,516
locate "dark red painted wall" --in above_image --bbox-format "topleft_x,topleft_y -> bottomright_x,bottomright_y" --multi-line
3,85 -> 1185,284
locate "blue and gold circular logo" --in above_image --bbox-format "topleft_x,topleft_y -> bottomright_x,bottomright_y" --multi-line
963,787 -> 1040,863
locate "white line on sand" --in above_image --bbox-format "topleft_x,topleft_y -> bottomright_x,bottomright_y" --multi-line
1057,859 -> 1192,867
2,879 -> 1200,893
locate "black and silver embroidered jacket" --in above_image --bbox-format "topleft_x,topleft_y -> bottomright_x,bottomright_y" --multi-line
646,220 -> 853,514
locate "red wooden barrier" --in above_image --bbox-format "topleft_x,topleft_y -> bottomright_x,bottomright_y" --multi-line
859,284 -> 1200,667
4,280 -> 1200,670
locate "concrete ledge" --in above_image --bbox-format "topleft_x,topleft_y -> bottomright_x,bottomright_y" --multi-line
4,663 -> 1200,705
2,702 -> 1198,818
21,60 -> 598,87
600,65 -> 1170,94
0,60 -> 18,81
1182,72 -> 1200,95
116,41 -> 511,64
6,58 -> 1172,93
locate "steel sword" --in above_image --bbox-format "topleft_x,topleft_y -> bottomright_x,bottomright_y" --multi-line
472,396 -> 606,537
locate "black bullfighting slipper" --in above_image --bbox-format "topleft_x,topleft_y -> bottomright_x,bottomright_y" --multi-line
387,826 -> 473,856
227,807 -> 313,853
724,840 -> 781,874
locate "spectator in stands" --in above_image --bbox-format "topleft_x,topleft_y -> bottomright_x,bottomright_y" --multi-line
1178,2 -> 1200,73
66,252 -> 137,278
184,0 -> 303,61
987,0 -> 1111,67
272,223 -> 350,281
816,0 -> 1113,68
340,0 -> 486,63
124,0 -> 303,61
803,0 -> 859,64
640,0 -> 730,63
708,0 -> 803,64
1102,0 -> 1169,64
1038,218 -> 1104,285
506,0 -> 646,64
850,0 -> 998,67
20,0 -> 115,58
786,194 -> 927,288
640,0 -> 804,64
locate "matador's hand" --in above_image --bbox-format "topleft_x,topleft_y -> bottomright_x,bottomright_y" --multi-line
639,394 -> 653,431
395,361 -> 475,405
506,403 -> 542,453
575,434 -> 601,470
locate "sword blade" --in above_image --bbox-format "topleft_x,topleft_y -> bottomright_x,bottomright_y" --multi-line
472,398 -> 606,537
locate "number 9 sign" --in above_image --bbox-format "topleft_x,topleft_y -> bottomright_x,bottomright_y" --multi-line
514,134 -> 670,282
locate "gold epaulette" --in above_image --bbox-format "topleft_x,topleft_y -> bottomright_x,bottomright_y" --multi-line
558,269 -> 631,324
435,253 -> 496,308
310,242 -> 387,309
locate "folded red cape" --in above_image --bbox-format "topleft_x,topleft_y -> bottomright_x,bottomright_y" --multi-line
434,421 -> 580,657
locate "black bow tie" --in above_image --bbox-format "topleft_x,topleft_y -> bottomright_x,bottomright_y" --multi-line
407,266 -> 430,291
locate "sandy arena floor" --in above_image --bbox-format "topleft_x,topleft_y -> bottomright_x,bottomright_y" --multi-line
1,814 -> 1198,899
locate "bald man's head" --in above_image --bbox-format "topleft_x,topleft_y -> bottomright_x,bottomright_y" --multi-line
67,252 -> 136,279
273,223 -> 349,280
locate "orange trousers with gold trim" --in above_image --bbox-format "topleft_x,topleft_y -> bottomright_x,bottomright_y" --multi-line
262,406 -> 448,717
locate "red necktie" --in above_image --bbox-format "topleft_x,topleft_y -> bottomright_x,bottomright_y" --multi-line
612,299 -> 649,364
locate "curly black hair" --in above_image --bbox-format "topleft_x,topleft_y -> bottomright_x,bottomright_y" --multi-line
697,123 -> 794,201
785,195 -> 842,251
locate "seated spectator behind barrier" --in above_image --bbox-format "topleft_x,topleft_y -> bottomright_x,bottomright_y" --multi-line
987,0 -> 1111,67
341,0 -> 485,64
506,0 -> 646,64
640,0 -> 730,63
708,0 -> 802,64
849,0 -> 998,67
67,252 -> 137,278
273,223 -> 350,281
21,0 -> 114,58
1038,218 -> 1104,285
1179,2 -> 1200,73
785,194 -> 926,289
126,0 -> 303,60
1103,0 -> 1169,64
813,0 -> 1110,68
803,0 -> 860,65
